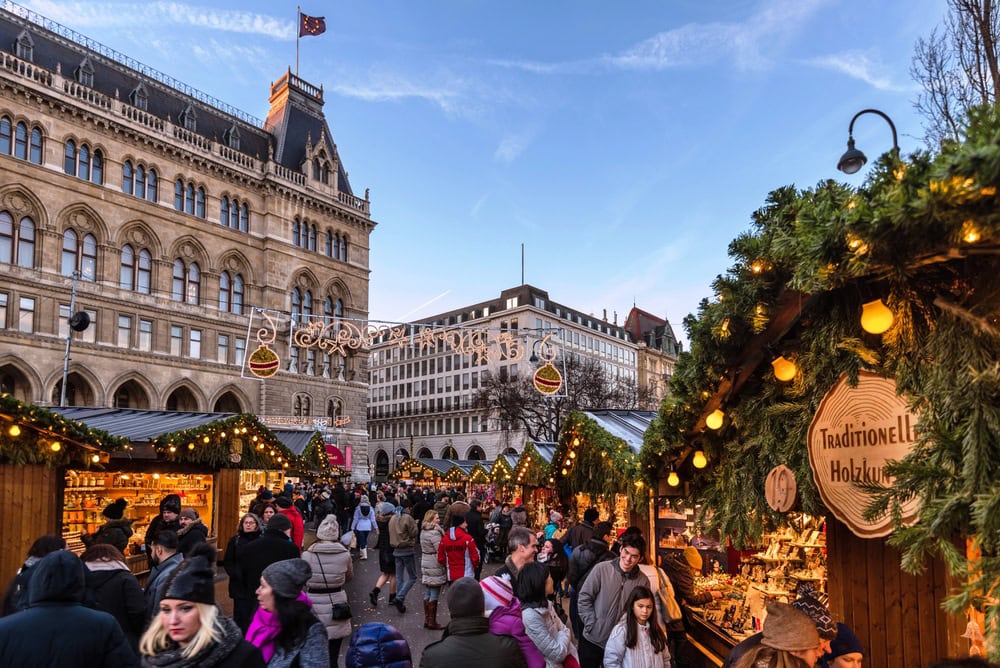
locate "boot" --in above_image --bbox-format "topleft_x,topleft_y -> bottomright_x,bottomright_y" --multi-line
360,548 -> 368,560
369,587 -> 379,607
425,600 -> 444,630
393,596 -> 406,613
388,592 -> 396,605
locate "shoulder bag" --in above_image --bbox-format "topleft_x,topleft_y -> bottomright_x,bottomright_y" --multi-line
655,566 -> 684,622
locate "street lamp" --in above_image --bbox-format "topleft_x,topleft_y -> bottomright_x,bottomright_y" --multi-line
837,109 -> 899,175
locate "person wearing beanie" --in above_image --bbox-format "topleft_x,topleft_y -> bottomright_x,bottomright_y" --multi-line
345,622 -> 412,668
276,494 -> 305,550
83,498 -> 134,554
224,513 -> 263,632
724,587 -> 837,668
176,507 -> 209,556
566,520 -> 616,641
302,514 -> 354,662
248,559 -> 329,667
822,623 -> 864,668
140,544 -> 265,667
235,514 -> 300,619
544,511 -> 563,540
732,603 -> 824,668
144,493 -> 182,569
0,550 -> 137,667
662,544 -> 722,667
480,575 -> 514,616
566,507 -> 600,549
420,577 -> 527,668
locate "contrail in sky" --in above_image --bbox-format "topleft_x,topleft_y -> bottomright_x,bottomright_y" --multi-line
396,290 -> 451,322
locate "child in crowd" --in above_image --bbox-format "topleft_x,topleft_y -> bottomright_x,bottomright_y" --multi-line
603,585 -> 670,668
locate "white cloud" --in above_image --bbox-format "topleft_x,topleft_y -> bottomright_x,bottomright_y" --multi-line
494,132 -> 532,163
329,69 -> 479,117
804,51 -> 913,92
23,1 -> 293,39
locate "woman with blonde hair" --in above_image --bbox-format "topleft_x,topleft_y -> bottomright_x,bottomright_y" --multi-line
419,509 -> 446,629
140,544 -> 264,667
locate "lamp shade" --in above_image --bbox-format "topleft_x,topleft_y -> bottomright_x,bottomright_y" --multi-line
771,356 -> 797,382
837,138 -> 867,174
706,409 -> 725,430
861,298 -> 894,334
667,470 -> 680,487
692,450 -> 708,469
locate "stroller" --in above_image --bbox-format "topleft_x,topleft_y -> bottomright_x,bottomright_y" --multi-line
484,522 -> 504,563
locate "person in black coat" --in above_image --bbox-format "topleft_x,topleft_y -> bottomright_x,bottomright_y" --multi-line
464,499 -> 488,579
0,549 -> 137,667
1,534 -> 66,616
345,622 -> 413,668
176,507 -> 209,556
223,512 -> 262,632
236,514 -> 300,607
84,498 -> 134,555
81,544 -> 146,654
144,494 -> 181,569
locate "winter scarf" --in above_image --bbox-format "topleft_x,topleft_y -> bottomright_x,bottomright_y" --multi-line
142,614 -> 245,668
246,591 -> 312,662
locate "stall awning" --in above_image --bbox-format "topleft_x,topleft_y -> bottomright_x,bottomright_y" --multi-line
272,429 -> 318,457
51,407 -> 237,444
579,410 -> 656,455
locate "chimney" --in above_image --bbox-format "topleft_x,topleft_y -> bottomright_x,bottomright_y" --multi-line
603,308 -> 608,322
613,311 -> 618,325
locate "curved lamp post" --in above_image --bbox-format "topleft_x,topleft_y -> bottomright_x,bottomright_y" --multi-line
837,109 -> 899,175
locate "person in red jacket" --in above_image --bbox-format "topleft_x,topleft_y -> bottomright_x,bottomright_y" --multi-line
438,514 -> 480,582
276,495 -> 305,549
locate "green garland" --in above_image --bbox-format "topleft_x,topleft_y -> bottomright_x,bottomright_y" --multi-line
512,441 -> 553,488
639,106 -> 1000,656
555,411 -> 650,515
153,413 -> 298,470
298,433 -> 332,474
0,394 -> 127,466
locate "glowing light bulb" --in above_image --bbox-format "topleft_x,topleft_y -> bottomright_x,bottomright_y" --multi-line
169,446 -> 176,453
771,356 -> 797,382
203,436 -> 210,444
91,454 -> 100,463
706,409 -> 725,430
572,438 -> 580,447
561,468 -> 568,475
188,443 -> 195,450
8,425 -> 21,437
49,441 -> 61,452
693,450 -> 708,469
569,451 -> 576,459
667,471 -> 680,487
861,299 -> 894,335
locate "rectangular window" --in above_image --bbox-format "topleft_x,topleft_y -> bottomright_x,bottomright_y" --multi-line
170,325 -> 183,356
218,334 -> 229,364
17,296 -> 34,333
0,293 -> 7,328
471,372 -> 478,389
81,309 -> 97,344
471,416 -> 479,433
139,319 -> 153,351
189,329 -> 201,359
235,337 -> 247,367
117,315 -> 132,348
506,296 -> 518,309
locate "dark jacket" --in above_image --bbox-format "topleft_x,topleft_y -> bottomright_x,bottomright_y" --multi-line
138,615 -> 265,668
236,528 -> 300,601
85,519 -> 134,554
566,537 -> 613,589
176,518 -> 209,556
312,497 -> 334,526
464,509 -> 487,549
1,555 -> 41,615
565,520 -> 595,549
84,565 -> 146,652
345,622 -> 413,668
223,529 -> 260,600
144,551 -> 183,622
420,616 -> 526,668
0,551 -> 137,667
660,552 -> 713,633
143,515 -> 180,562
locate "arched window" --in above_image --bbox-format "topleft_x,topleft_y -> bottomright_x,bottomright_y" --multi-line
0,212 -> 35,268
63,139 -> 76,174
63,141 -> 103,183
62,229 -> 97,280
308,224 -> 317,251
147,169 -> 158,202
174,179 -> 183,210
172,259 -> 200,304
28,127 -> 42,164
293,394 -> 311,417
220,272 -> 244,314
232,274 -> 244,314
0,116 -> 10,154
122,160 -> 133,195
14,122 -> 27,159
186,262 -> 200,303
325,230 -> 333,257
291,287 -> 302,320
239,203 -> 249,232
119,244 -> 152,293
195,187 -> 205,218
321,163 -> 330,185
293,218 -> 301,247
340,235 -> 348,263
135,165 -> 146,198
220,196 -> 229,226
185,183 -> 194,214
303,289 -> 313,317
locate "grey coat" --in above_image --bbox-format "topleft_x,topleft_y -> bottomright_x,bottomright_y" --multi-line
266,621 -> 329,668
420,525 -> 447,587
521,603 -> 575,668
302,535 -> 353,640
578,560 -> 650,647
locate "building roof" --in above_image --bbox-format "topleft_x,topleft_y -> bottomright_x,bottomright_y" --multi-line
579,410 -> 656,454
273,429 -> 317,457
624,306 -> 682,356
48,407 -> 237,444
527,441 -> 557,464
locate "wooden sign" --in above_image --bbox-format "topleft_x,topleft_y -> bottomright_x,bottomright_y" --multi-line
807,371 -> 920,538
765,465 -> 797,512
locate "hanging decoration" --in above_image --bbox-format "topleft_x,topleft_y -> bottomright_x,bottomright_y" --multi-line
0,394 -> 126,466
533,362 -> 563,395
764,465 -> 797,513
154,413 -> 296,470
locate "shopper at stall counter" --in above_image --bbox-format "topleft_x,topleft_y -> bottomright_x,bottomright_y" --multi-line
176,507 -> 209,556
0,549 -> 137,667
660,546 -> 723,667
578,532 -> 651,668
566,507 -> 600,549
83,498 -> 133,554
144,494 -> 181,569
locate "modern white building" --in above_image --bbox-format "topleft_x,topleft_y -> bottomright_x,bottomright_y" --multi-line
366,284 -> 640,480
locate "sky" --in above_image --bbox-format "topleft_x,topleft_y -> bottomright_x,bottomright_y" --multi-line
18,0 -> 946,344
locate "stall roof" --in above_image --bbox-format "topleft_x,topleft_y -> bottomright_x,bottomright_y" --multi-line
416,458 -> 486,476
528,442 -> 557,464
579,410 -> 656,454
273,430 -> 317,457
49,407 -> 237,443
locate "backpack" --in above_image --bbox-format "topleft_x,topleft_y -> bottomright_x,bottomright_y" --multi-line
361,505 -> 371,517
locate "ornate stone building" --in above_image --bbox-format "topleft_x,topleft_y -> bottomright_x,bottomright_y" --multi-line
623,307 -> 682,410
0,5 -> 374,477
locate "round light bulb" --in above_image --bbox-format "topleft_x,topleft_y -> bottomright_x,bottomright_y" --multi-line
561,468 -> 568,476
8,425 -> 21,437
771,356 -> 797,382
91,454 -> 100,463
564,459 -> 571,466
706,409 -> 725,430
169,446 -> 176,453
861,299 -> 894,334
50,441 -> 61,452
693,450 -> 708,469
667,471 -> 680,487
572,438 -> 580,447
188,443 -> 195,450
569,451 -> 576,459
202,436 -> 210,444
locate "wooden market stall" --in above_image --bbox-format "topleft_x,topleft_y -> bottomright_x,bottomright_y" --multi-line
633,121 -> 1000,665
389,457 -> 445,488
553,410 -> 655,537
511,441 -> 558,527
490,454 -> 518,501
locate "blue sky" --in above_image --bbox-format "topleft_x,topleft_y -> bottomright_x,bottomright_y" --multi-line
22,0 -> 945,342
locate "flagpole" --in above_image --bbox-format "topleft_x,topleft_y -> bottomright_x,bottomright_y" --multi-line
296,6 -> 301,76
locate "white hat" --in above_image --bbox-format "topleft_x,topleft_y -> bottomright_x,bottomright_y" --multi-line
550,511 -> 563,523
480,575 -> 513,615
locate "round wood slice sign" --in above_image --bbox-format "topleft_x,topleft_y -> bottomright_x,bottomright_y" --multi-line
807,371 -> 921,538
765,465 -> 797,512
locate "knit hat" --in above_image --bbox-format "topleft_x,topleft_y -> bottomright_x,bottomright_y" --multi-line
103,498 -> 128,520
321,491 -> 331,500
160,494 -> 182,515
162,544 -> 217,605
684,546 -> 703,571
549,511 -> 563,523
583,508 -> 599,523
793,592 -> 837,639
260,489 -> 274,500
594,521 -> 614,540
179,508 -> 199,520
276,495 -> 292,509
267,513 -> 293,533
262,558 -> 312,599
448,577 -> 485,618
826,623 -> 864,659
316,514 -> 341,542
480,576 -> 514,615
761,603 -> 821,652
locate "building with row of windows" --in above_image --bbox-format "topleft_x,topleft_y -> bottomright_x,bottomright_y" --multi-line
366,285 -> 680,479
0,4 -> 374,477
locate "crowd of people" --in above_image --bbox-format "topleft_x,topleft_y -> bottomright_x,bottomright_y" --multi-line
0,479 -> 993,668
